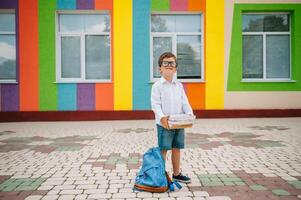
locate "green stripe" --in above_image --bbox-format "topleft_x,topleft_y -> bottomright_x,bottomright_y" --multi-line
38,0 -> 58,110
151,0 -> 169,11
228,4 -> 301,91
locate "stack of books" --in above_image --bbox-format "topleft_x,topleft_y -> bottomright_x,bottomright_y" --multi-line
168,114 -> 196,129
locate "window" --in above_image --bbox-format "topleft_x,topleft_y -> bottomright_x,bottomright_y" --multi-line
57,12 -> 111,83
242,13 -> 291,81
0,12 -> 16,83
151,14 -> 203,81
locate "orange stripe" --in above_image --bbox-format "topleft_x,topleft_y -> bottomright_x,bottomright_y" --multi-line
186,0 -> 205,110
186,83 -> 205,109
19,0 -> 39,111
188,0 -> 205,12
94,0 -> 112,10
95,2 -> 114,110
95,83 -> 113,110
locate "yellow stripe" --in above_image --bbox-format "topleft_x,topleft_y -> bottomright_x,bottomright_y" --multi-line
113,0 -> 133,110
205,0 -> 224,109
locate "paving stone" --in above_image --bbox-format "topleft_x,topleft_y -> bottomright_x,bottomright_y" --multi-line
41,195 -> 59,200
206,196 -> 232,200
169,191 -> 193,197
137,192 -> 153,198
193,191 -> 209,197
153,192 -> 169,198
75,184 -> 97,189
0,118 -> 301,200
107,188 -> 118,193
59,189 -> 83,195
53,185 -> 75,190
38,185 -> 54,190
24,195 -> 43,200
57,195 -> 75,200
272,189 -> 291,196
250,184 -> 267,190
87,193 -> 112,199
112,192 -> 137,198
83,188 -> 107,194
15,185 -> 39,191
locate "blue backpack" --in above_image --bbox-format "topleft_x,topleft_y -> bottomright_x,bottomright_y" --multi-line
134,147 -> 182,193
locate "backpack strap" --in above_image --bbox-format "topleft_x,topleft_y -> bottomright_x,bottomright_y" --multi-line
173,181 -> 182,189
165,172 -> 182,191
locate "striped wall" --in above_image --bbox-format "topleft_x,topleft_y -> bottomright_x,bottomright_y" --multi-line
0,0 -> 210,112
2,0 -> 299,113
38,0 -> 115,111
133,0 -> 207,111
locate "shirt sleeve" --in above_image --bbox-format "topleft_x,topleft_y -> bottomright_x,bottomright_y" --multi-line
180,84 -> 193,115
151,83 -> 165,120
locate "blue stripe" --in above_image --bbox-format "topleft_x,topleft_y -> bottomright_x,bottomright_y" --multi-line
133,0 -> 151,110
58,84 -> 77,111
57,0 -> 76,9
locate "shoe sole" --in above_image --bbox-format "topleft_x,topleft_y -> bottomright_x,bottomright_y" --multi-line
172,178 -> 191,183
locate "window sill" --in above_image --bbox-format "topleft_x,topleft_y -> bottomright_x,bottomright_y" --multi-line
0,81 -> 18,84
54,80 -> 112,84
241,79 -> 296,83
149,79 -> 206,84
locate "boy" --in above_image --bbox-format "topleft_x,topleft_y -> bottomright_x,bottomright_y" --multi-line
151,52 -> 193,183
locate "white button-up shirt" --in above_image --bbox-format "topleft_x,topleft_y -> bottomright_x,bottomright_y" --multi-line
151,77 -> 193,125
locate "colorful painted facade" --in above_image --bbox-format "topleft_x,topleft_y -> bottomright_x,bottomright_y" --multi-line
0,0 -> 300,114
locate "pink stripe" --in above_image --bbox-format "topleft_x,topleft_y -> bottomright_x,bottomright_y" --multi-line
170,0 -> 188,11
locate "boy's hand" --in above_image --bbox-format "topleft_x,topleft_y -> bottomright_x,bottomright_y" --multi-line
160,116 -> 169,129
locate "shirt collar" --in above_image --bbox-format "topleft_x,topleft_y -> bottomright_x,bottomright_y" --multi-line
160,76 -> 177,84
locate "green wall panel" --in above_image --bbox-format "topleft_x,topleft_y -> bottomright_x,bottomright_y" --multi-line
38,0 -> 58,110
228,4 -> 301,91
151,0 -> 170,11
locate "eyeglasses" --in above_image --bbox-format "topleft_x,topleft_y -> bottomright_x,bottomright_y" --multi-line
161,61 -> 177,67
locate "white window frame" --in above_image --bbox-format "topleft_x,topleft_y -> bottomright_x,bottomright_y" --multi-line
242,12 -> 292,82
56,10 -> 112,83
150,12 -> 205,83
0,10 -> 17,84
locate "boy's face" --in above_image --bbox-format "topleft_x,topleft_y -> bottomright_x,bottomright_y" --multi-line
159,57 -> 177,80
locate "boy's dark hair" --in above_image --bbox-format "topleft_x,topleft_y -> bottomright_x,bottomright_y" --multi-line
158,52 -> 177,67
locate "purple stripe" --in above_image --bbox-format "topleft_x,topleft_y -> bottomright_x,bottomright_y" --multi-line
77,84 -> 95,110
1,84 -> 19,111
76,0 -> 94,9
0,85 -> 1,111
0,0 -> 17,8
170,0 -> 188,11
0,0 -> 19,112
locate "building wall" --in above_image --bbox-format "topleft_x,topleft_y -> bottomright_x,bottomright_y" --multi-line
0,0 -> 300,113
224,0 -> 301,109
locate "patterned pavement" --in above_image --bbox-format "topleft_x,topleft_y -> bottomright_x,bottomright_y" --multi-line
0,117 -> 300,200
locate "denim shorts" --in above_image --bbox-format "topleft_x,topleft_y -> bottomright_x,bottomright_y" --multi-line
156,124 -> 185,150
